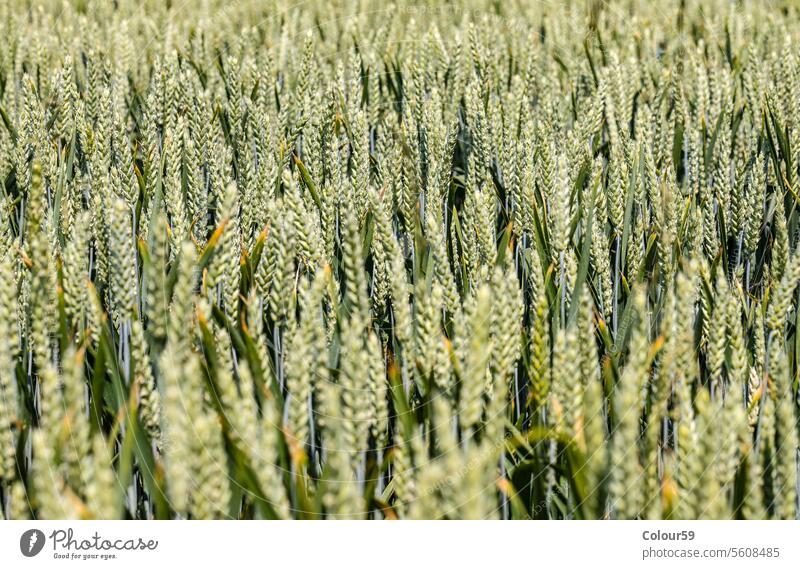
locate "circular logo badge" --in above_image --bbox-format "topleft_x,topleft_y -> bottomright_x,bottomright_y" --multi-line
20,529 -> 46,557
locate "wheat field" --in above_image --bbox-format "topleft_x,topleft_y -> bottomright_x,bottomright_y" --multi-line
0,0 -> 798,520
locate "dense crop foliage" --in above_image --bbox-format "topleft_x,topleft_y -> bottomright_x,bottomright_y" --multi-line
0,0 -> 799,520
